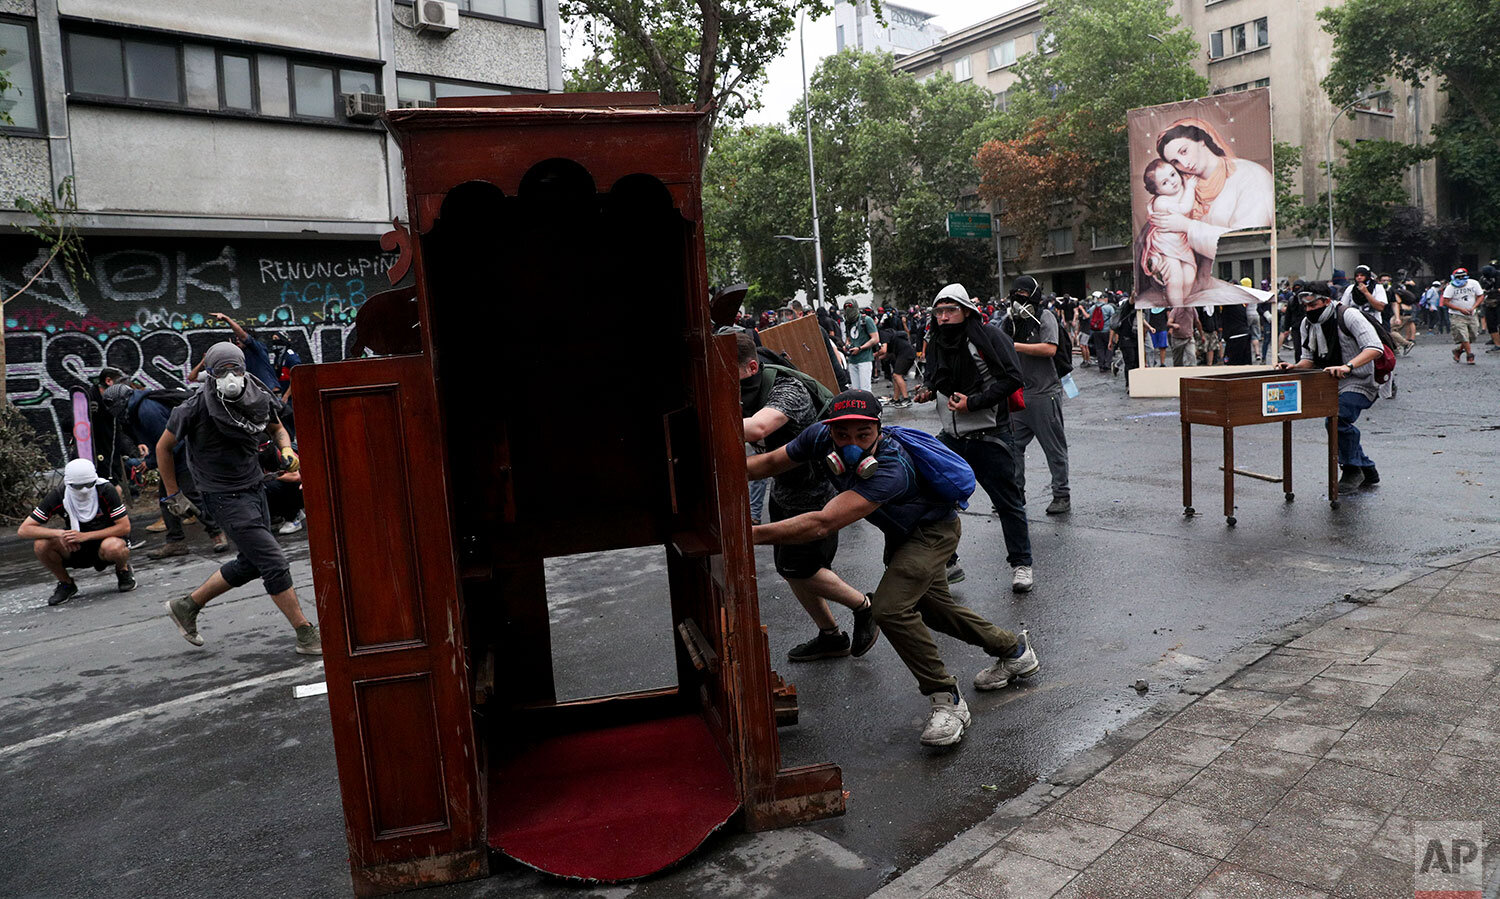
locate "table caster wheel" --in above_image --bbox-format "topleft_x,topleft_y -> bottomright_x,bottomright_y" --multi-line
1184,506 -> 1195,517
1284,492 -> 1295,502
1226,516 -> 1237,527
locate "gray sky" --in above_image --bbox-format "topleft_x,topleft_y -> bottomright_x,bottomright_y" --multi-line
744,0 -> 1030,128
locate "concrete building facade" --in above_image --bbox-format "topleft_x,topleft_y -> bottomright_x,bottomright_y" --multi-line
833,0 -> 945,57
0,0 -> 561,459
893,0 -> 1441,299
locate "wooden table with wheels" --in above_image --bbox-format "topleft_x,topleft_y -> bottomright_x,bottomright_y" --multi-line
1179,370 -> 1340,526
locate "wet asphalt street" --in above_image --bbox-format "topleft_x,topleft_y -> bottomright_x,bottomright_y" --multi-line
0,339 -> 1496,899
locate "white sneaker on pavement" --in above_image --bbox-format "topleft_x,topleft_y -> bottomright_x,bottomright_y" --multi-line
974,630 -> 1040,691
278,511 -> 305,535
1011,565 -> 1034,593
920,691 -> 971,746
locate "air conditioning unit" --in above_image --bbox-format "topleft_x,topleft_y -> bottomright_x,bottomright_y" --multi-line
343,92 -> 387,121
398,98 -> 437,109
415,0 -> 459,34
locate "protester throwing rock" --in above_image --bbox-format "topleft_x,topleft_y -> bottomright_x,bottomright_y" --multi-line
157,342 -> 321,655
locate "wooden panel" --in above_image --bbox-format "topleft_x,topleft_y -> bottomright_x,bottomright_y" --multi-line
293,354 -> 485,896
759,315 -> 839,393
354,674 -> 450,839
324,385 -> 426,652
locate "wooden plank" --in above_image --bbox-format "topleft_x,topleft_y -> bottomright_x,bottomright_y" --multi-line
758,315 -> 839,394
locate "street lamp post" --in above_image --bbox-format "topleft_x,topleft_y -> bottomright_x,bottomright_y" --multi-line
1325,93 -> 1377,277
774,234 -> 818,303
799,11 -> 827,311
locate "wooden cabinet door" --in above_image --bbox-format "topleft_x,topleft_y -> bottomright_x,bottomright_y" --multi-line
292,355 -> 485,896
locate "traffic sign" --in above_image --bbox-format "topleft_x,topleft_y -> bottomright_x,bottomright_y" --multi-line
946,211 -> 993,239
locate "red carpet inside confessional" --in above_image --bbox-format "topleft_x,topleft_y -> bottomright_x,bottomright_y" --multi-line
488,713 -> 740,881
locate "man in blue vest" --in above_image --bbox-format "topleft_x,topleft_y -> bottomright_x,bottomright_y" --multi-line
748,390 -> 1039,747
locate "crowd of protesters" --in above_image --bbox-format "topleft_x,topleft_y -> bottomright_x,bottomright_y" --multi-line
734,261 -> 1497,745
21,321 -> 316,655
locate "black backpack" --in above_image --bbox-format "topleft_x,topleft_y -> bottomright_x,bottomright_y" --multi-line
1051,310 -> 1074,378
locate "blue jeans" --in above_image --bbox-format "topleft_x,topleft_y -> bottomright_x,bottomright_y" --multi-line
938,431 -> 1032,567
1335,392 -> 1375,468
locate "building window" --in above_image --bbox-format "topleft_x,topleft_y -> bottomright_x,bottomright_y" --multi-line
1354,85 -> 1395,114
993,89 -> 1009,112
1231,24 -> 1246,54
1208,31 -> 1223,60
257,54 -> 290,115
220,54 -> 254,110
1033,30 -> 1055,55
396,0 -> 542,26
1218,261 -> 1233,282
836,24 -> 845,52
1254,77 -> 1269,88
1254,18 -> 1269,48
1000,236 -> 1020,261
1091,228 -> 1127,250
67,33 -> 127,96
987,39 -> 1016,69
0,17 -> 43,132
64,27 -> 379,125
953,56 -> 971,81
1043,227 -> 1074,256
395,73 -> 516,107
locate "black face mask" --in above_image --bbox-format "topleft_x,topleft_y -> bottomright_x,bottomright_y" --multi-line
741,370 -> 768,416
935,321 -> 968,346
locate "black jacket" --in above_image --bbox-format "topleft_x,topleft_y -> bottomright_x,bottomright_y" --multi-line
923,316 -> 1026,420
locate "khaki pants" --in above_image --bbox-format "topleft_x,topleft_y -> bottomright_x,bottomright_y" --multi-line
871,516 -> 1018,695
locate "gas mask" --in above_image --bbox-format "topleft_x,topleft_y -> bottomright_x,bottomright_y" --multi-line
825,442 -> 878,478
215,370 -> 246,401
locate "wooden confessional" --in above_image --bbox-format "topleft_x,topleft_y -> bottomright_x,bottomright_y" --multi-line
291,93 -> 842,896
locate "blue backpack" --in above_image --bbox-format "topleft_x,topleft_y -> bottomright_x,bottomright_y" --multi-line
884,425 -> 977,509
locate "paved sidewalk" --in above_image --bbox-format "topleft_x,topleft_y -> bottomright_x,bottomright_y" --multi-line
877,549 -> 1500,899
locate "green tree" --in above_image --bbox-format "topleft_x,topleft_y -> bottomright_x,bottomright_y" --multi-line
976,0 -> 1209,246
1327,139 -> 1434,237
803,52 -> 999,303
1320,0 -> 1500,244
1320,0 -> 1500,151
562,0 -> 839,159
703,124 -> 862,308
704,52 -> 1004,309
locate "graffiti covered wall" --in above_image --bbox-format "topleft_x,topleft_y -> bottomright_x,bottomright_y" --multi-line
2,236 -> 397,462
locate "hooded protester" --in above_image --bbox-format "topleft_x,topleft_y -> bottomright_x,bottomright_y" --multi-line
915,283 -> 1037,593
17,457 -> 135,606
101,382 -> 227,558
158,342 -> 321,655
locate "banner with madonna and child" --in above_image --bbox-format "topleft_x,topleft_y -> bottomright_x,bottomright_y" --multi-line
1128,90 -> 1275,308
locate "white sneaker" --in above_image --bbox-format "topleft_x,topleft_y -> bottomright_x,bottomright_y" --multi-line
974,630 -> 1040,691
920,691 -> 971,746
1011,565 -> 1034,593
278,512 -> 305,535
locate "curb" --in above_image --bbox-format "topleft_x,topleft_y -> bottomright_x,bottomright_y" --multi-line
870,546 -> 1499,899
